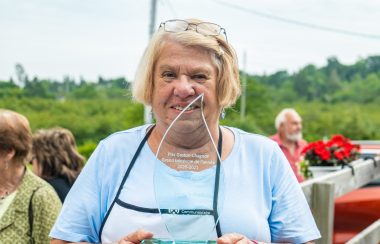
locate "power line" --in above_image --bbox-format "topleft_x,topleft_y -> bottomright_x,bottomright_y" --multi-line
214,0 -> 380,40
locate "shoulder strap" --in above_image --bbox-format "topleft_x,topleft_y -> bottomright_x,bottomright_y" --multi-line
99,125 -> 155,242
28,187 -> 41,244
213,126 -> 223,237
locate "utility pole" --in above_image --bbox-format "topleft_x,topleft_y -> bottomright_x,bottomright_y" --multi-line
144,0 -> 157,124
240,51 -> 247,121
149,0 -> 157,37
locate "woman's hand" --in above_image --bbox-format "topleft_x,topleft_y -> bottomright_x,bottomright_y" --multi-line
217,233 -> 315,244
217,233 -> 257,244
117,229 -> 153,244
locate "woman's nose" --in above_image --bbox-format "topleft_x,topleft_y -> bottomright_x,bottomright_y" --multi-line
173,75 -> 195,98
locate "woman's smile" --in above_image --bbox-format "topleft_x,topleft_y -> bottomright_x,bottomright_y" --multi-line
172,104 -> 195,112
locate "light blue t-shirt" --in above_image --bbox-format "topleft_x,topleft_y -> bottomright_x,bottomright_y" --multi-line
50,125 -> 320,243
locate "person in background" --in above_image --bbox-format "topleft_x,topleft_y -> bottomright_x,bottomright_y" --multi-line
0,109 -> 61,243
32,127 -> 85,202
271,108 -> 307,182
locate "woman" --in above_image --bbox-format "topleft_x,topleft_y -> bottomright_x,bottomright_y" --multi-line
32,127 -> 85,202
0,109 -> 61,243
51,19 -> 320,244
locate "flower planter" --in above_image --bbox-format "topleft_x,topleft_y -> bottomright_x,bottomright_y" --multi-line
309,166 -> 342,178
301,134 -> 361,180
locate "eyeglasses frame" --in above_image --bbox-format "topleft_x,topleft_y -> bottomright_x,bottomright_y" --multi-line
159,19 -> 228,42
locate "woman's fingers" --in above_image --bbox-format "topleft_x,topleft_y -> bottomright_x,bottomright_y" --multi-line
118,229 -> 154,244
217,233 -> 253,244
119,231 -> 255,244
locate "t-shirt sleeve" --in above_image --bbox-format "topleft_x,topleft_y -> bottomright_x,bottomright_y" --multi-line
268,144 -> 321,243
49,141 -> 107,243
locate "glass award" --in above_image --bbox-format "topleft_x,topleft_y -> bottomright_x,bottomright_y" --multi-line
144,94 -> 224,244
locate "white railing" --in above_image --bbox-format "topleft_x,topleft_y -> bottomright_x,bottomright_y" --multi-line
300,156 -> 380,244
346,219 -> 380,244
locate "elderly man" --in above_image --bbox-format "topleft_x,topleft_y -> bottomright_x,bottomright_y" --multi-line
271,108 -> 307,182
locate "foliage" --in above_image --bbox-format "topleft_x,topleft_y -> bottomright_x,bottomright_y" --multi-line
0,97 -> 144,146
260,55 -> 380,104
1,55 -> 379,158
299,160 -> 313,180
77,141 -> 98,160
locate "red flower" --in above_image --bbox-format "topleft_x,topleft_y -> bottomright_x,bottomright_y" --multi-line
302,134 -> 360,166
329,134 -> 346,147
301,143 -> 314,154
334,150 -> 345,160
343,147 -> 351,158
317,151 -> 329,161
315,146 -> 330,159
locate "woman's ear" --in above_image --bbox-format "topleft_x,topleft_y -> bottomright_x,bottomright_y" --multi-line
5,149 -> 15,162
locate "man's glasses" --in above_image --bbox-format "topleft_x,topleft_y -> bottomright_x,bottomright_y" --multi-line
159,19 -> 228,42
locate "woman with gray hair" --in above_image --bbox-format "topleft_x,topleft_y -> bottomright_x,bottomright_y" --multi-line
50,19 -> 320,244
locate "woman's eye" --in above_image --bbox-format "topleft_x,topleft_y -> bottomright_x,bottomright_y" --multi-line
162,71 -> 176,80
192,74 -> 207,81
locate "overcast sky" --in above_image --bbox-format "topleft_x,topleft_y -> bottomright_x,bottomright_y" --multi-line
0,0 -> 379,82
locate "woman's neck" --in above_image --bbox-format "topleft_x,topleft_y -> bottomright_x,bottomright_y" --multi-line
0,163 -> 25,197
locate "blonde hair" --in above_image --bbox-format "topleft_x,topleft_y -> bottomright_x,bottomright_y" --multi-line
32,127 -> 85,184
133,19 -> 241,108
0,109 -> 32,165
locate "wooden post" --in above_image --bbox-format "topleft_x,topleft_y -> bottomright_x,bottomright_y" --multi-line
312,182 -> 335,244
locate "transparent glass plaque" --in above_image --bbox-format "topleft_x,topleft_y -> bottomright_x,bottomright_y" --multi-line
148,94 -> 224,244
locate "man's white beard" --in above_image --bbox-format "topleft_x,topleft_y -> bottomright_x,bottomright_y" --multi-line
286,132 -> 302,142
